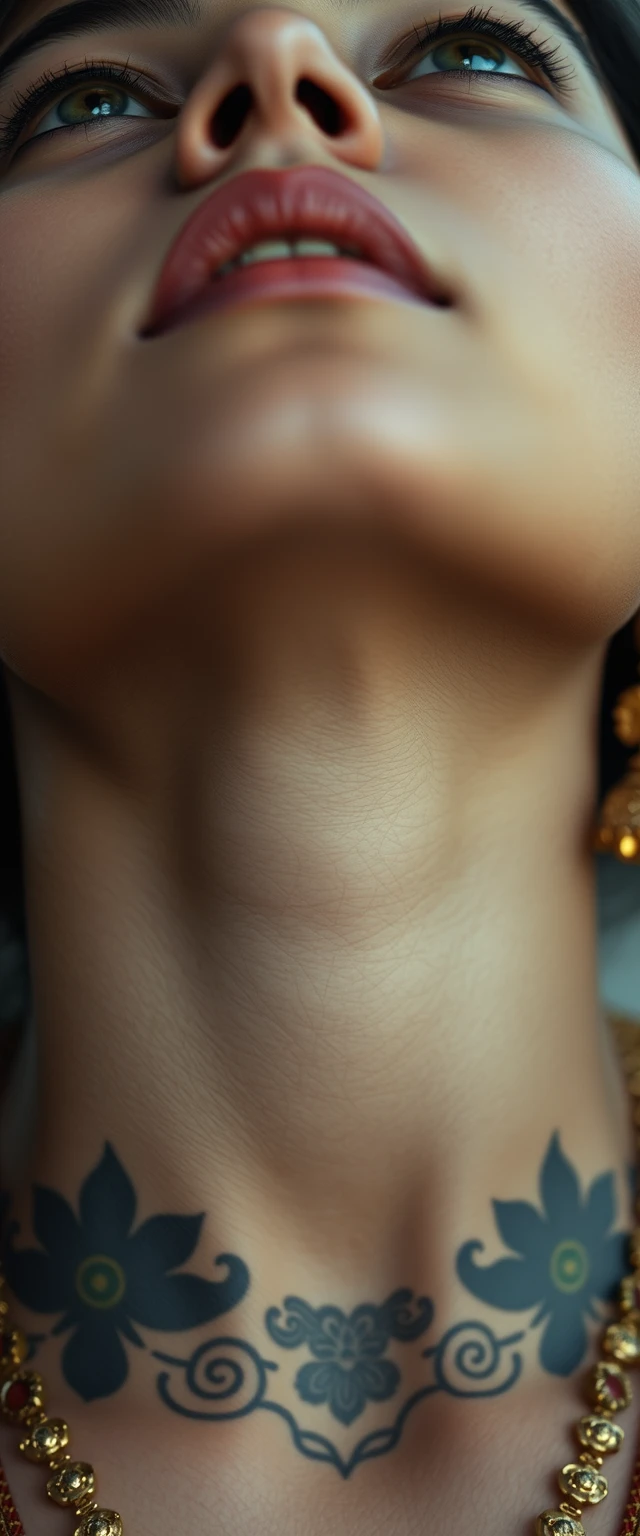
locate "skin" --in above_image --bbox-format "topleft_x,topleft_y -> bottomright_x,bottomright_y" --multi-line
0,0 -> 640,1529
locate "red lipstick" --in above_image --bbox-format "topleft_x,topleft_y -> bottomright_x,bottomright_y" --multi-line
141,165 -> 451,338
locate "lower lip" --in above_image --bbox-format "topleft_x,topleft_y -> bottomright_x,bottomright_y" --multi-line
147,256 -> 427,337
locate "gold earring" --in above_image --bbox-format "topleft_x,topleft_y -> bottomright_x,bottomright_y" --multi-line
592,612 -> 640,865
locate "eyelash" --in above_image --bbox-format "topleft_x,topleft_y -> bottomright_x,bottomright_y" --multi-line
0,4 -> 577,157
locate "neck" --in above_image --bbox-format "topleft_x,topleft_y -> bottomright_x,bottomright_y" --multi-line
0,534 -> 633,1442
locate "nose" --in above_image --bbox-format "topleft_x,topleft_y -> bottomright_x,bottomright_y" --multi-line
173,6 -> 385,187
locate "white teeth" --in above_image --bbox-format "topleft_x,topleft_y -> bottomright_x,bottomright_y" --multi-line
215,235 -> 365,278
290,239 -> 343,257
240,239 -> 298,265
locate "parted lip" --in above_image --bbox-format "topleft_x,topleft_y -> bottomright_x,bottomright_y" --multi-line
140,164 -> 451,336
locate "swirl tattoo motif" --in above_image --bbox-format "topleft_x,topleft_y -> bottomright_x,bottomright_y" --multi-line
154,1336 -> 278,1419
153,1315 -> 525,1477
423,1320 -> 524,1397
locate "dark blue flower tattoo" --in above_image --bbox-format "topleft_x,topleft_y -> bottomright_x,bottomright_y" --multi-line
265,1290 -> 434,1425
456,1131 -> 628,1376
2,1143 -> 249,1401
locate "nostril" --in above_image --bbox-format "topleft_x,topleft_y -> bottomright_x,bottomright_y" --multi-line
211,82 -> 253,149
209,79 -> 346,150
296,78 -> 346,137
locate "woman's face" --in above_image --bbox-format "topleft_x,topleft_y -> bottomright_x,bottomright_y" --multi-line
0,0 -> 639,698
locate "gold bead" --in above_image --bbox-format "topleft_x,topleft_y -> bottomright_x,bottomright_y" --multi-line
576,1415 -> 624,1455
0,1372 -> 45,1423
47,1461 -> 96,1507
558,1463 -> 608,1505
74,1511 -> 123,1536
612,685 -> 640,746
630,1231 -> 640,1268
594,754 -> 640,862
0,1328 -> 28,1375
20,1416 -> 70,1462
536,1513 -> 585,1536
603,1322 -> 640,1365
589,1360 -> 632,1412
619,1276 -> 640,1316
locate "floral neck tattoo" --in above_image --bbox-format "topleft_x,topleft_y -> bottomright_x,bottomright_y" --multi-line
1,1015 -> 640,1533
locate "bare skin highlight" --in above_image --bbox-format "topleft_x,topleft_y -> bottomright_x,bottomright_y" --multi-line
0,0 -> 640,1531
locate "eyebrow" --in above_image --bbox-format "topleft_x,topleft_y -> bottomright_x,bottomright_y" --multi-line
0,0 -> 603,99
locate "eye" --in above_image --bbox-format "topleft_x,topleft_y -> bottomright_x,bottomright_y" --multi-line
407,34 -> 533,83
0,61 -> 170,157
33,75 -> 154,138
376,6 -> 577,98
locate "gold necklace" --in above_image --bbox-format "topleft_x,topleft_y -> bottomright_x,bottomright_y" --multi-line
1,1013 -> 640,1536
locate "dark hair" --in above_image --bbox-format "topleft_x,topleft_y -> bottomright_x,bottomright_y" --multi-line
1,0 -> 640,1032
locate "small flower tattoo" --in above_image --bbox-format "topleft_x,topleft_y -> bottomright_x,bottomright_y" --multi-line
265,1289 -> 434,1425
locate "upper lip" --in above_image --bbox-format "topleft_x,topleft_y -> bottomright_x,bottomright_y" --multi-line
141,164 -> 451,336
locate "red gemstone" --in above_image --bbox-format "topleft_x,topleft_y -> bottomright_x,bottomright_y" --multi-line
4,1379 -> 30,1412
605,1371 -> 626,1402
